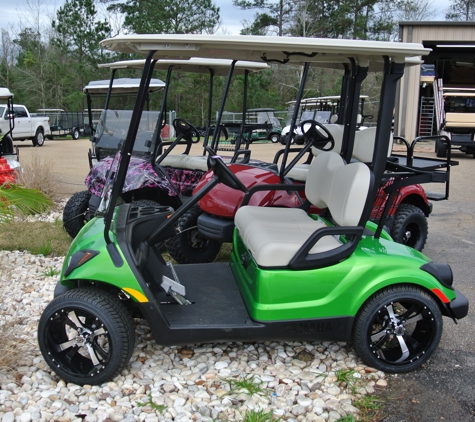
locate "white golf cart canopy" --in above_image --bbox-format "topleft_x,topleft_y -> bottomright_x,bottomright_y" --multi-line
83,78 -> 165,95
0,87 -> 14,100
99,57 -> 269,75
100,34 -> 429,67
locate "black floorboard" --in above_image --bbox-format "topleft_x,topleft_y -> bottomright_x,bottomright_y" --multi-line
160,262 -> 253,328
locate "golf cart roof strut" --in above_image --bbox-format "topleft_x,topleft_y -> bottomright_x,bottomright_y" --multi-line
103,50 -> 157,254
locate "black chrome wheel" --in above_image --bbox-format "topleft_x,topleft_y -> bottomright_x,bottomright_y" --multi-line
353,285 -> 442,373
38,288 -> 135,385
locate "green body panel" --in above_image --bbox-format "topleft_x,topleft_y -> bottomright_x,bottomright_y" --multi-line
60,215 -> 145,301
231,230 -> 456,322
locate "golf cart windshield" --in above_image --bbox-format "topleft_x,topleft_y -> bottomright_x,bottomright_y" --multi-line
247,108 -> 281,128
95,110 -> 160,156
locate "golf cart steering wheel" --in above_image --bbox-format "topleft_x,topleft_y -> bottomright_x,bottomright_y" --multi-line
299,120 -> 335,151
173,118 -> 201,144
204,146 -> 249,193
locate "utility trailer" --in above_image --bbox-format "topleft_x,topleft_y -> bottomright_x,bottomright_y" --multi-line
37,109 -> 85,140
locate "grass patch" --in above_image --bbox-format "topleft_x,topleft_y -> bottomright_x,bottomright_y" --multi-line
241,408 -> 280,422
136,393 -> 167,413
353,394 -> 383,421
335,368 -> 358,393
0,219 -> 71,256
221,374 -> 270,398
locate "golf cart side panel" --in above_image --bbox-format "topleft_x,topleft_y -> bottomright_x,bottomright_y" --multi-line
231,232 -> 456,322
59,216 -> 147,300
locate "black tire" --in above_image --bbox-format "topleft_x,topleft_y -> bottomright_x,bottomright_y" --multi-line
391,204 -> 428,251
435,138 -> 447,158
72,128 -> 80,140
63,190 -> 92,238
38,288 -> 136,386
352,285 -> 442,373
269,133 -> 280,143
32,128 -> 45,146
166,204 -> 222,264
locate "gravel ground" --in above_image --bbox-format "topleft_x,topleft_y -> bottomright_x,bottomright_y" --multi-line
0,208 -> 387,422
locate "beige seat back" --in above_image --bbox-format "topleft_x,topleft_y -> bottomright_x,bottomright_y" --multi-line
310,124 -> 344,157
352,127 -> 393,162
304,152 -> 371,227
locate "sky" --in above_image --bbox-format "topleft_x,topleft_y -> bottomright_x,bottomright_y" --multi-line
0,0 -> 453,38
0,0 -> 255,36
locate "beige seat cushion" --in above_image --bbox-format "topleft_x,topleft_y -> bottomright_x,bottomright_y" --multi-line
235,152 -> 371,267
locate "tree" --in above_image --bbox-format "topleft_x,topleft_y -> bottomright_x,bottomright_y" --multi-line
233,0 -> 293,36
51,0 -> 112,110
108,0 -> 220,34
52,0 -> 111,65
445,0 -> 475,20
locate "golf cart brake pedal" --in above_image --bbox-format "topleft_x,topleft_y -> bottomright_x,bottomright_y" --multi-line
161,261 -> 191,305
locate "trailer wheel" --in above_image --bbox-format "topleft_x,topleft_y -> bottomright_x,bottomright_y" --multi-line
166,204 -> 222,264
38,287 -> 136,386
352,285 -> 442,373
435,138 -> 447,158
32,128 -> 45,147
72,128 -> 80,140
391,204 -> 428,251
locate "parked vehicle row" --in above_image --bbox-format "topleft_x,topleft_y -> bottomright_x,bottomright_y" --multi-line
38,34 -> 468,386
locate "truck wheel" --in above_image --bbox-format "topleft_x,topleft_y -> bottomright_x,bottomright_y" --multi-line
38,288 -> 136,386
391,204 -> 428,251
352,285 -> 442,373
435,138 -> 447,158
72,128 -> 80,140
166,204 -> 222,264
269,133 -> 280,143
63,190 -> 92,238
32,128 -> 45,146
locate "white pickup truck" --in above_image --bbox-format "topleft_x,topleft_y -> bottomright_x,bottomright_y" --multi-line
0,103 -> 51,146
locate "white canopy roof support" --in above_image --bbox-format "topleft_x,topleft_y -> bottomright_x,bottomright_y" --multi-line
98,57 -> 269,76
100,34 -> 429,69
83,78 -> 165,95
0,87 -> 14,101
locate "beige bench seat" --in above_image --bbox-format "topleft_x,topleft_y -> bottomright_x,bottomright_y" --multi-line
444,112 -> 475,129
235,151 -> 371,268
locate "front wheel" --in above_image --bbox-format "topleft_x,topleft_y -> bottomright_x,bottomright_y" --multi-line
166,205 -> 222,264
63,190 -> 92,238
38,288 -> 136,386
391,204 -> 428,251
32,128 -> 45,146
352,285 -> 442,373
72,128 -> 80,140
269,133 -> 280,143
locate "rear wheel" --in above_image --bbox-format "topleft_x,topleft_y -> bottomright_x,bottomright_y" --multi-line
391,204 -> 428,251
32,128 -> 45,146
38,288 -> 135,386
63,190 -> 92,238
72,128 -> 80,140
353,285 -> 442,373
166,204 -> 222,264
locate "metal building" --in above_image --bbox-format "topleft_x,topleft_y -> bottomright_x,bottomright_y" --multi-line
397,21 -> 475,143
